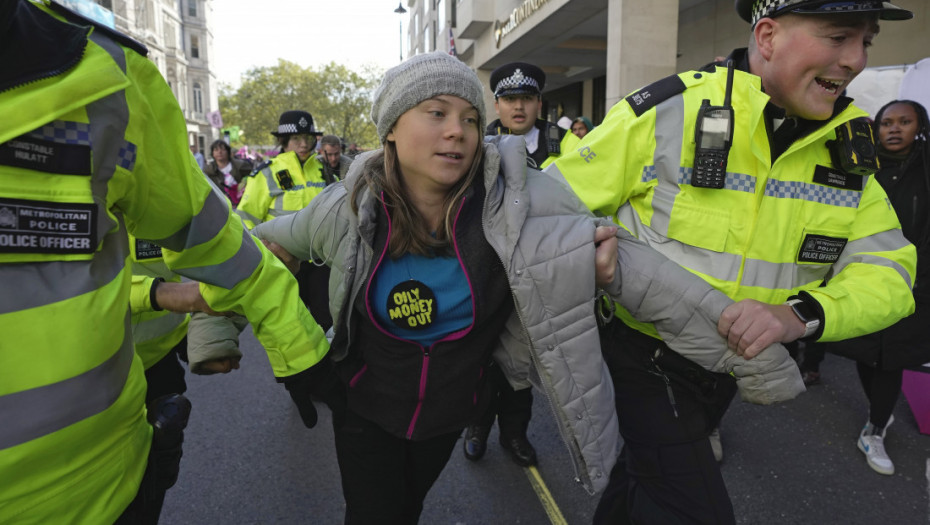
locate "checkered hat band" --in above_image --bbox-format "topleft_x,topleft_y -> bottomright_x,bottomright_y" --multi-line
494,74 -> 540,96
751,0 -> 883,24
278,123 -> 298,134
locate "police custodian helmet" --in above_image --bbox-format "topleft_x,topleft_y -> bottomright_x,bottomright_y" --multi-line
489,62 -> 546,98
270,110 -> 323,137
735,0 -> 913,26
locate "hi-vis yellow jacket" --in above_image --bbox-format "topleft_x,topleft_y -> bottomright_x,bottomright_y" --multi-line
236,151 -> 328,229
0,2 -> 327,523
129,236 -> 188,370
549,64 -> 916,342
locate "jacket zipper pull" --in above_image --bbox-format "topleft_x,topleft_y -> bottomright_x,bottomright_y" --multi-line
652,349 -> 679,419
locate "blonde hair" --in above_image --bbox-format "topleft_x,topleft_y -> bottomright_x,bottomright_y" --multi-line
351,140 -> 485,258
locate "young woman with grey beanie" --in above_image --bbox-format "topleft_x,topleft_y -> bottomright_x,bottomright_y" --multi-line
252,51 -> 803,524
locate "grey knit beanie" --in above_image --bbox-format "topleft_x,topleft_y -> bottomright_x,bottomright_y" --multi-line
371,51 -> 486,143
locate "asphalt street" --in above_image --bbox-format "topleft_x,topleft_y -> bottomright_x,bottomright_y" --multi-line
161,328 -> 930,524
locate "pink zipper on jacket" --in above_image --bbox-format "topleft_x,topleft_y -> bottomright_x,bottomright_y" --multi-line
362,193 -> 478,439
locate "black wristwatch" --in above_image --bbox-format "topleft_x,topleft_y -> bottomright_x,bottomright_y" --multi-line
785,297 -> 820,339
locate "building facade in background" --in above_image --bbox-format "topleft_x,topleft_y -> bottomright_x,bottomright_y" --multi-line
405,0 -> 929,126
75,0 -> 219,153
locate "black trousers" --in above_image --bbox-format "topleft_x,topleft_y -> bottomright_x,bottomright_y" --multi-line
116,343 -> 189,525
474,363 -> 533,439
857,363 -> 903,429
593,321 -> 735,525
333,408 -> 461,525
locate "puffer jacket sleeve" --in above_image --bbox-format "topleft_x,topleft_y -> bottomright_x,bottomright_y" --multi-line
611,229 -> 804,404
543,166 -> 805,404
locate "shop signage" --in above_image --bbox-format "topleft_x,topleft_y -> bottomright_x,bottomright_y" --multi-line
494,0 -> 551,48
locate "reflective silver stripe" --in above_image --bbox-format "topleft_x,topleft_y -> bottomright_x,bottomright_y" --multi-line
0,312 -> 136,450
628,219 -> 744,283
267,207 -> 297,218
741,257 -> 832,290
235,207 -> 262,226
153,190 -> 230,251
832,230 -> 914,288
177,227 -> 262,288
132,311 -> 187,344
764,178 -> 862,208
648,95 -> 685,236
0,228 -> 128,315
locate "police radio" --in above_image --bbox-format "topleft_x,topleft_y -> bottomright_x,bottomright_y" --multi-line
829,118 -> 881,176
276,169 -> 295,190
692,61 -> 736,189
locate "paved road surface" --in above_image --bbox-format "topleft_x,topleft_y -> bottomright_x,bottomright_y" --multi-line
161,328 -> 929,524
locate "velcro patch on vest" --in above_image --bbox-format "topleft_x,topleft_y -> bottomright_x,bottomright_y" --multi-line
813,165 -> 864,191
798,234 -> 847,263
0,198 -> 97,254
135,238 -> 163,260
387,280 -> 436,330
0,136 -> 92,175
625,74 -> 687,118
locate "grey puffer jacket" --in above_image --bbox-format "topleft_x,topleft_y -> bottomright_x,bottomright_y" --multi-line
253,135 -> 804,494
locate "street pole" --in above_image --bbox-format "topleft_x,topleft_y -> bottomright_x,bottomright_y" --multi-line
394,2 -> 407,62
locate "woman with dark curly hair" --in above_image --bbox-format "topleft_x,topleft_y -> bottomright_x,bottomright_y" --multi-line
830,100 -> 930,476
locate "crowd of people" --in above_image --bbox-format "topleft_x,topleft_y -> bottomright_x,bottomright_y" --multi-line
1,0 -> 927,524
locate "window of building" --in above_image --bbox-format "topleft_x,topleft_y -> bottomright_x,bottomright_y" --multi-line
188,0 -> 197,17
97,0 -> 113,9
190,35 -> 200,58
193,82 -> 203,114
424,21 -> 432,52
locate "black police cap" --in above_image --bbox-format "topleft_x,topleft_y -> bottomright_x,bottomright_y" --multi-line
271,110 -> 323,137
490,62 -> 546,98
735,0 -> 912,25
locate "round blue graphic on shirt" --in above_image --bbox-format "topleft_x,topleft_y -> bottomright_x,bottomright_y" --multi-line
386,280 -> 437,330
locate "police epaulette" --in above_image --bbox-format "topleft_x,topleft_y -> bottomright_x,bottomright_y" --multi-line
48,1 -> 149,57
249,159 -> 272,177
625,74 -> 687,118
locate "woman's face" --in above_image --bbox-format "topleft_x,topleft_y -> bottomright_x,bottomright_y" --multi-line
879,103 -> 920,155
285,134 -> 315,161
386,95 -> 480,195
212,145 -> 229,163
571,121 -> 588,139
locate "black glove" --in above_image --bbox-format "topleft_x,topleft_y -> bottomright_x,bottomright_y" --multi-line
281,357 -> 343,429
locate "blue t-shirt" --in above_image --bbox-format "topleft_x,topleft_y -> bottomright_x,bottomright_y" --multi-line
370,252 -> 473,347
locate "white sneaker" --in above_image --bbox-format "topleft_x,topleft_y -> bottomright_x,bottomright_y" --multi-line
857,428 -> 894,475
708,427 -> 723,463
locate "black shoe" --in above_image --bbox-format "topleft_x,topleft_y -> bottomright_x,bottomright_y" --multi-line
500,435 -> 538,467
463,425 -> 489,461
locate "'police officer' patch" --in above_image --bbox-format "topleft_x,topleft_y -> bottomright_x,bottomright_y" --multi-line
387,280 -> 436,330
798,234 -> 847,263
0,197 -> 97,254
135,238 -> 163,260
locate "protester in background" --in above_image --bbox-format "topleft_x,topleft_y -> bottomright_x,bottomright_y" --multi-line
190,143 -> 206,171
571,116 -> 594,139
203,139 -> 252,206
549,1 -> 916,522
0,3 -> 328,523
318,134 -> 354,183
827,100 -> 930,476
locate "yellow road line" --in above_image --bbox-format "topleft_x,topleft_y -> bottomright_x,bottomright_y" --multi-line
524,465 -> 568,525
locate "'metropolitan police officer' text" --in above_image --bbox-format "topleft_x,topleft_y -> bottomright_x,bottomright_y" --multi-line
0,198 -> 97,254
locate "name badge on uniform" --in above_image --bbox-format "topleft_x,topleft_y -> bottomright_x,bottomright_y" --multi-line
134,238 -> 163,260
0,197 -> 97,254
0,136 -> 92,175
798,234 -> 847,264
813,165 -> 863,191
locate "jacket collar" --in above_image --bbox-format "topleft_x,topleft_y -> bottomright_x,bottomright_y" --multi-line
0,0 -> 89,94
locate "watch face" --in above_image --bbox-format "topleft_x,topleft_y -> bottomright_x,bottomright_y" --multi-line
791,301 -> 817,323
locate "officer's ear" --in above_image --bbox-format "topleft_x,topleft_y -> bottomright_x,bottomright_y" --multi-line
754,17 -> 778,62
